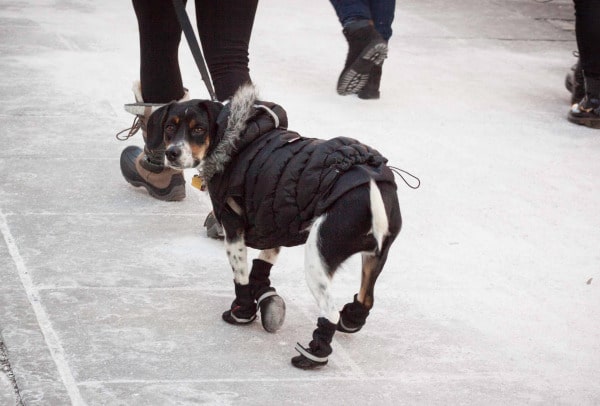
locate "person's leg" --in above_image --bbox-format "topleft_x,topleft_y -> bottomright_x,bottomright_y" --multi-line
330,0 -> 388,96
358,0 -> 395,99
568,0 -> 600,128
119,0 -> 188,201
330,0 -> 372,26
195,0 -> 258,101
574,0 -> 600,79
134,0 -> 186,103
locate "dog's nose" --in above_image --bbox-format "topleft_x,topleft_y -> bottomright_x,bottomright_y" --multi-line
165,146 -> 181,162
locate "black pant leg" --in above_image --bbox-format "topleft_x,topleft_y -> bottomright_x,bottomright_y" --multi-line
194,0 -> 258,101
574,0 -> 600,78
133,0 -> 186,102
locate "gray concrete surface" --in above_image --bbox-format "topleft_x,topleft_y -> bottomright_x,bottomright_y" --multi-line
2,0 -> 599,405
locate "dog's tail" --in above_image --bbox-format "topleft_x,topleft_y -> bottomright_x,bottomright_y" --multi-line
369,179 -> 389,253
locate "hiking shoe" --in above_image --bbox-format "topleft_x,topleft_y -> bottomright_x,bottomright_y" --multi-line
120,145 -> 186,201
337,20 -> 387,96
568,96 -> 600,129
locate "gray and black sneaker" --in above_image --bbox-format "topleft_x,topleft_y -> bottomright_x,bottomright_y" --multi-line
568,96 -> 600,129
120,145 -> 186,201
337,20 -> 388,96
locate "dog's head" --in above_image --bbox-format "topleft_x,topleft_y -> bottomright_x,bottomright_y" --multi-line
146,99 -> 223,169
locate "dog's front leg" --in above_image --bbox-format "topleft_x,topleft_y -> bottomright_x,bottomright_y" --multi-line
221,218 -> 257,325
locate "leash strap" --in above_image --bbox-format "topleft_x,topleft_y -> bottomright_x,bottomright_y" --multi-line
171,0 -> 218,102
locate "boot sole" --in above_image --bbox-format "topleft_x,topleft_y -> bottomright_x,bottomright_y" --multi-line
567,114 -> 600,129
337,41 -> 388,96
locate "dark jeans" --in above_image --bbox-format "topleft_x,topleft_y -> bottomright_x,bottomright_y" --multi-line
132,0 -> 257,102
574,0 -> 600,78
329,0 -> 396,41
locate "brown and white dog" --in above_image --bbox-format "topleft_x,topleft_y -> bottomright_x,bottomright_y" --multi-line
145,85 -> 401,369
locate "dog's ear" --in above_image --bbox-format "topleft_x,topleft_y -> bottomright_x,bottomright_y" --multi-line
145,103 -> 174,150
197,100 -> 223,137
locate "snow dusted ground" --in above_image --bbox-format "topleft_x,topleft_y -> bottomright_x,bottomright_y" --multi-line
1,0 -> 599,404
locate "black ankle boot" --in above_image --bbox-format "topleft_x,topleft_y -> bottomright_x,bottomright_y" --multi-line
337,294 -> 370,333
568,75 -> 600,129
292,317 -> 337,369
249,259 -> 286,332
337,20 -> 387,96
222,283 -> 257,325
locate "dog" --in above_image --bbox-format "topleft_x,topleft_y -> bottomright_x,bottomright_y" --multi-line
145,84 -> 402,369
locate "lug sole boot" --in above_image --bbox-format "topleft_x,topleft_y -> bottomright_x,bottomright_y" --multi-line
337,20 -> 387,96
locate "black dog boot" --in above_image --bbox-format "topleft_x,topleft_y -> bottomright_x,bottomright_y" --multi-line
291,317 -> 337,369
337,19 -> 387,96
358,64 -> 383,100
568,75 -> 600,129
222,283 -> 257,325
250,259 -> 286,332
337,294 -> 370,333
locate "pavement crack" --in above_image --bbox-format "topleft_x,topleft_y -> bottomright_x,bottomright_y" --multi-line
0,339 -> 23,406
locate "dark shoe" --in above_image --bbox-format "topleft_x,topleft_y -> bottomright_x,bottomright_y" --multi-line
222,283 -> 257,325
358,64 -> 382,100
337,294 -> 370,333
337,20 -> 387,96
568,96 -> 600,129
256,287 -> 286,333
120,145 -> 186,201
565,59 -> 585,105
204,212 -> 224,239
221,304 -> 257,325
291,318 -> 337,369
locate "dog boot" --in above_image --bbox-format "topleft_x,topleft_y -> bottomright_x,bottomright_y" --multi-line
337,294 -> 370,333
337,20 -> 387,96
292,317 -> 337,369
118,82 -> 188,201
222,283 -> 258,325
250,259 -> 286,332
358,64 -> 383,100
565,58 -> 585,105
568,75 -> 600,129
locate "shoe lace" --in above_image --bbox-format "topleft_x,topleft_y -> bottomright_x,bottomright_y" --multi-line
115,116 -> 143,141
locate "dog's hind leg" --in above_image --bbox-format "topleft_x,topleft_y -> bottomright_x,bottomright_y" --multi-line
251,248 -> 286,332
291,216 -> 339,369
338,181 -> 401,334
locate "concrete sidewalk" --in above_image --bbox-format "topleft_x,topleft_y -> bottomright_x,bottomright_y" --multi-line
3,0 -> 599,405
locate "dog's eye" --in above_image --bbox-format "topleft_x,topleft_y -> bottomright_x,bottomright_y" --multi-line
192,127 -> 206,137
165,124 -> 176,133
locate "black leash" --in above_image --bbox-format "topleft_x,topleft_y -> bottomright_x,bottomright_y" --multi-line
171,0 -> 218,102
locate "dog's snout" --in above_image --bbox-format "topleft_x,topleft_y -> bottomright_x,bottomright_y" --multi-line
165,146 -> 182,162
